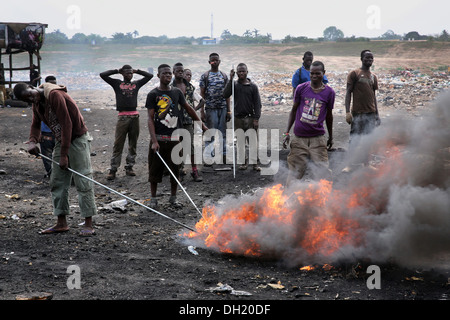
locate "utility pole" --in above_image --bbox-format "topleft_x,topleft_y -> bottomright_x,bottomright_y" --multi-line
211,13 -> 214,39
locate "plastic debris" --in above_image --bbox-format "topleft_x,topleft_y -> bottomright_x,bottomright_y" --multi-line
16,292 -> 53,300
5,194 -> 20,200
268,281 -> 285,290
99,199 -> 128,212
188,246 -> 199,255
206,282 -> 252,296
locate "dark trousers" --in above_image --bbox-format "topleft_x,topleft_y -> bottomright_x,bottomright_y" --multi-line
349,112 -> 379,165
40,132 -> 55,175
110,115 -> 140,171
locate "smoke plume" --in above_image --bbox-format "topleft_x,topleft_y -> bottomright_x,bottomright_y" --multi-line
184,91 -> 450,268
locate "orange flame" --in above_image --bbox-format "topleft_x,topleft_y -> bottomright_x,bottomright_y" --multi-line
185,179 -> 362,258
184,143 -> 407,262
299,264 -> 334,271
299,265 -> 315,271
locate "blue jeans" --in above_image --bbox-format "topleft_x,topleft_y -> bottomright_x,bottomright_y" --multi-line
40,132 -> 55,175
205,108 -> 227,157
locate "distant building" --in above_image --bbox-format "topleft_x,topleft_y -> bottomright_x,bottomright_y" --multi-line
202,38 -> 217,45
201,13 -> 222,45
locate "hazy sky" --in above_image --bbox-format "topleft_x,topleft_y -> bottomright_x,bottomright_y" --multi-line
3,0 -> 449,40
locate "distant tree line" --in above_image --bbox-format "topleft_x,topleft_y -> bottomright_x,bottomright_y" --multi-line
44,27 -> 450,45
220,29 -> 272,44
45,29 -> 204,45
283,27 -> 450,43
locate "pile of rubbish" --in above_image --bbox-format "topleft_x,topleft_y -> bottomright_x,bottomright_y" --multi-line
376,69 -> 449,116
251,72 -> 293,114
254,69 -> 449,117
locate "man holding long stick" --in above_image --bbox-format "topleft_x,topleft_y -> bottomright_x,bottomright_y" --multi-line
199,53 -> 230,165
13,82 -> 97,236
224,63 -> 262,172
145,64 -> 207,209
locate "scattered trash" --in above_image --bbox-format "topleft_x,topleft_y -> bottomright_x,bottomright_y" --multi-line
374,69 -> 449,116
214,167 -> 232,171
249,69 -> 449,118
268,281 -> 285,290
15,292 -> 53,300
111,199 -> 127,208
99,199 -> 128,212
24,179 -> 43,185
5,194 -> 20,200
267,281 -> 284,290
188,246 -> 199,255
405,276 -> 424,281
206,282 -> 252,296
2,252 -> 14,261
257,280 -> 286,290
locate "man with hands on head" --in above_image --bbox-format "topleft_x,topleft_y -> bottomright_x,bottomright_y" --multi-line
100,65 -> 153,180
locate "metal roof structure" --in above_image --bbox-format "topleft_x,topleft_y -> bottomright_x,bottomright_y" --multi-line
0,22 -> 48,95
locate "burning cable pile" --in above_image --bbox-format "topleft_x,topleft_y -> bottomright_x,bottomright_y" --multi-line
186,180 -> 363,261
184,91 -> 450,268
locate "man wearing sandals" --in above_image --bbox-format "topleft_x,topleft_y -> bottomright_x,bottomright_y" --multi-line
14,82 -> 97,236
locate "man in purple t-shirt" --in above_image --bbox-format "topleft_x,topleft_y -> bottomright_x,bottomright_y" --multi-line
283,61 -> 334,184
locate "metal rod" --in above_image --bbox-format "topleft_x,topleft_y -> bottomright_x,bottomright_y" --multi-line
231,65 -> 236,178
155,151 -> 203,218
38,153 -> 196,232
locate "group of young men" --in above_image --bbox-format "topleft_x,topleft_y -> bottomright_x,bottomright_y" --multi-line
12,49 -> 379,236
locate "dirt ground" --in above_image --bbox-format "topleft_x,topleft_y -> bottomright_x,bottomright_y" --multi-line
1,69 -> 449,309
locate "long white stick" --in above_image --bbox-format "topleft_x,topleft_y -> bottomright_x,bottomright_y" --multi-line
38,153 -> 196,232
156,151 -> 203,218
231,65 -> 236,178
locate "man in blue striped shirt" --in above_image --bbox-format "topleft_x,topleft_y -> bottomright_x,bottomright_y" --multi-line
292,51 -> 328,97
